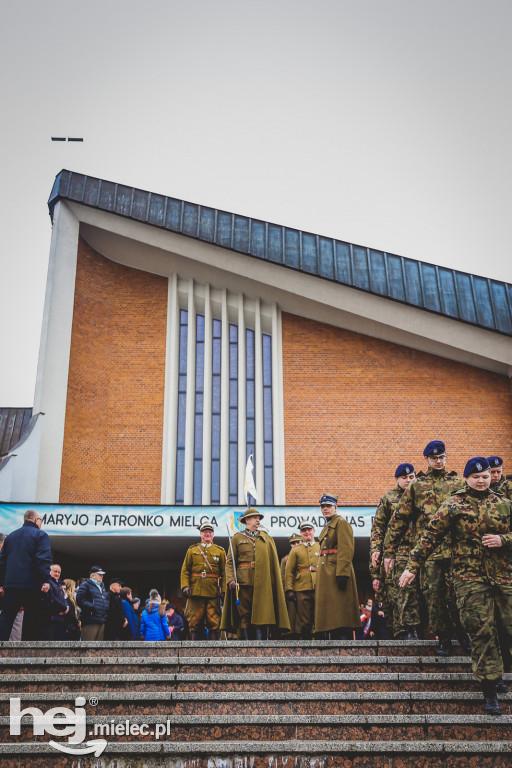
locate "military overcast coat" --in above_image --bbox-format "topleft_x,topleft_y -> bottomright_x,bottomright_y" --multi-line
314,514 -> 360,632
221,529 -> 290,631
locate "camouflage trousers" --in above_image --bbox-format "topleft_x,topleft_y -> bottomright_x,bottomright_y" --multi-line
455,580 -> 512,682
377,577 -> 397,637
393,557 -> 422,632
420,558 -> 457,638
185,597 -> 221,632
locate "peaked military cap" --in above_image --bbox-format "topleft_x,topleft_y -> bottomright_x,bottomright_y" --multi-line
288,533 -> 302,544
319,493 -> 337,506
487,456 -> 503,468
198,521 -> 214,532
463,456 -> 490,477
239,507 -> 264,522
395,463 -> 415,478
423,440 -> 446,457
298,519 -> 315,530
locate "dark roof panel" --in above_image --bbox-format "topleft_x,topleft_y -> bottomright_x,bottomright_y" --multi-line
0,408 -> 33,456
48,169 -> 512,336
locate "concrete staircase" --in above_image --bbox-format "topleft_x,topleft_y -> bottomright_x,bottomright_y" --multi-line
0,639 -> 511,767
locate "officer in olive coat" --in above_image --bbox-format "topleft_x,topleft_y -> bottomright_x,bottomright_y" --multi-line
221,508 -> 290,640
314,493 -> 360,638
281,533 -> 302,638
285,520 -> 320,639
180,522 -> 226,640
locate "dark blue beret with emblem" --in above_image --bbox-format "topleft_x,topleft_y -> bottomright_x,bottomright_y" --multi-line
487,456 -> 503,468
423,440 -> 446,457
463,457 -> 490,477
395,463 -> 415,478
319,493 -> 337,506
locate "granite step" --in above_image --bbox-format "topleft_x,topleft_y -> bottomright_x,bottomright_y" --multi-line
0,639 -> 465,658
2,713 -> 512,744
0,672 -> 495,693
0,655 -> 473,675
1,689 -> 507,716
1,739 -> 512,768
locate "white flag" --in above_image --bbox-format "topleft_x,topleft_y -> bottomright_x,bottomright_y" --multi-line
244,454 -> 258,505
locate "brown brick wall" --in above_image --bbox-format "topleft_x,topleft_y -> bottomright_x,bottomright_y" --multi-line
60,237 -> 168,503
282,313 -> 512,506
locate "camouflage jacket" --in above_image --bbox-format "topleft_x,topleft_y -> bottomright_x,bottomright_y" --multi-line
493,476 -> 512,501
369,487 -> 410,579
384,468 -> 465,560
406,487 -> 512,584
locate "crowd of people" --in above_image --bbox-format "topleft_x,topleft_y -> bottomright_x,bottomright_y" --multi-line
0,441 -> 510,716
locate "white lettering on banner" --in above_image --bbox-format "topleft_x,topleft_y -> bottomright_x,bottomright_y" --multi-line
0,505 -> 375,537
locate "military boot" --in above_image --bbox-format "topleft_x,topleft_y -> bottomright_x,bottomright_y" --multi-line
495,678 -> 509,694
189,631 -> 198,641
482,680 -> 502,715
404,627 -> 419,640
240,628 -> 249,640
435,637 -> 452,657
253,626 -> 265,640
208,631 -> 218,641
458,631 -> 471,653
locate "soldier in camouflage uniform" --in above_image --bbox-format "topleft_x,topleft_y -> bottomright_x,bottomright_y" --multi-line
285,521 -> 320,639
400,457 -> 512,715
370,463 -> 418,639
180,522 -> 226,640
384,440 -> 466,655
488,456 -> 512,500
487,457 -> 512,672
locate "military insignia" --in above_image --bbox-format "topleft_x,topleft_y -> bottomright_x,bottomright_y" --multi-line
476,463 -> 482,471
433,449 -> 438,454
406,466 -> 411,473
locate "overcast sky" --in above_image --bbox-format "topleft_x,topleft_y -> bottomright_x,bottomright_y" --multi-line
1,0 -> 511,406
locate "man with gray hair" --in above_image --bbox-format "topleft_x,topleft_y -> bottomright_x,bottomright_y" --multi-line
0,510 -> 52,640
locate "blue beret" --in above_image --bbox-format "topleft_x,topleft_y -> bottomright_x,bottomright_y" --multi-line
395,463 -> 415,478
487,456 -> 503,468
319,493 -> 337,506
423,440 -> 446,457
463,457 -> 490,478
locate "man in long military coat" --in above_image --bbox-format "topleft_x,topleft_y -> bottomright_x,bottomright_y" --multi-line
180,521 -> 226,640
221,508 -> 290,640
314,493 -> 360,639
400,457 -> 512,715
285,520 -> 320,639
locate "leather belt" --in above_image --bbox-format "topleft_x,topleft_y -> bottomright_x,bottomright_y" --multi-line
299,567 -> 317,573
320,548 -> 338,555
192,572 -> 218,579
239,562 -> 255,568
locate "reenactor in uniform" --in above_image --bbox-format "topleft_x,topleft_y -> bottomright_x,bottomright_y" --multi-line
285,520 -> 320,639
370,463 -> 420,639
281,533 -> 303,638
384,440 -> 466,656
314,493 -> 360,639
180,521 -> 226,640
221,508 -> 290,640
400,457 -> 512,715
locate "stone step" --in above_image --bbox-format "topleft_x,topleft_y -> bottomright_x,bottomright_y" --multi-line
2,713 -> 512,744
0,740 -> 511,768
0,672 -> 497,693
0,655 -> 473,675
0,690 -> 510,716
0,639 -> 464,658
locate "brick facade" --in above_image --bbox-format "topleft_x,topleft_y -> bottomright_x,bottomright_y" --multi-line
282,312 -> 512,506
60,238 -> 168,503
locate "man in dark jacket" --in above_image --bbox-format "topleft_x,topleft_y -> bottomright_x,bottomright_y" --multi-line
104,578 -> 128,640
0,509 -> 52,640
76,566 -> 110,640
42,563 -> 69,640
